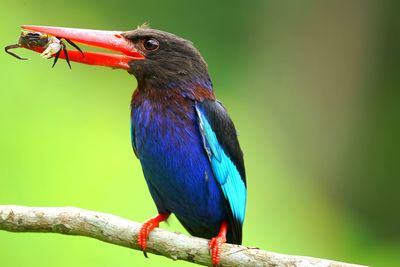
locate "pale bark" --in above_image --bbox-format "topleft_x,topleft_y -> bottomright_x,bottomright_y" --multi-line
0,205 -> 368,267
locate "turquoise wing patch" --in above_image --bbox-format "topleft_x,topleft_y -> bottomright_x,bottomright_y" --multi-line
196,104 -> 246,224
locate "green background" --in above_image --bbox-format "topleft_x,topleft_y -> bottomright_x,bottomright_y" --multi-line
1,1 -> 399,266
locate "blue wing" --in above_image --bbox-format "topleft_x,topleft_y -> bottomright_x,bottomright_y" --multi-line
195,100 -> 246,244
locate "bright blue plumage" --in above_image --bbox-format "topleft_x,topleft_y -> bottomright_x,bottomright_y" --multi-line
131,88 -> 246,244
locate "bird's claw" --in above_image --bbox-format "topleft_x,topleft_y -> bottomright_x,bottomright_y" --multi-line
137,213 -> 170,257
208,221 -> 228,266
137,218 -> 160,256
209,234 -> 226,266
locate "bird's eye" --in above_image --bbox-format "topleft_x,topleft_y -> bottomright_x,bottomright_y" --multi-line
143,38 -> 159,51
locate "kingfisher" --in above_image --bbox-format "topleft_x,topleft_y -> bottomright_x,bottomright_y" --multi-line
21,24 -> 247,266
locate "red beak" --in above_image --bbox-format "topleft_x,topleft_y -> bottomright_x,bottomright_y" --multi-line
21,25 -> 144,70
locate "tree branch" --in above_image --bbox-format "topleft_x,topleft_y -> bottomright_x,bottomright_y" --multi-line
0,205 -> 367,267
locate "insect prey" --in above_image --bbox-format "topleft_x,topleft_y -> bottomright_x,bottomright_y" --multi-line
5,31 -> 84,69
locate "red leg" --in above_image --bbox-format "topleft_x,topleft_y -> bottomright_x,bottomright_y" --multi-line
137,213 -> 170,257
209,221 -> 228,266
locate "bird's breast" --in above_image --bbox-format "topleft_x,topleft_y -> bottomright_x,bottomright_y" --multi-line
131,91 -> 196,152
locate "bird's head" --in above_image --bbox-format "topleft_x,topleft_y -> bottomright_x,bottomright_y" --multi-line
124,26 -> 211,90
21,25 -> 212,91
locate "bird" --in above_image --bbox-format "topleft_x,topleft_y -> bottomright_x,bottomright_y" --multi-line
20,24 -> 247,266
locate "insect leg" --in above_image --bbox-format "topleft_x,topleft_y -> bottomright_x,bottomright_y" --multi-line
62,42 -> 72,69
52,49 -> 61,68
65,39 -> 84,57
4,44 -> 28,60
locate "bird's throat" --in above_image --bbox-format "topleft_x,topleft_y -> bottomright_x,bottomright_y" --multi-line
133,80 -> 216,103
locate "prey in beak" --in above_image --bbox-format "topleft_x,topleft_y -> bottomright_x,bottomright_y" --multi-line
5,31 -> 84,69
8,25 -> 145,70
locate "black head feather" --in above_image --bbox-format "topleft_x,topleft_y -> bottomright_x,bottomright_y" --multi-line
122,26 -> 212,90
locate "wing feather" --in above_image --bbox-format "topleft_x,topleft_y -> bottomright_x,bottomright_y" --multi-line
195,100 -> 246,244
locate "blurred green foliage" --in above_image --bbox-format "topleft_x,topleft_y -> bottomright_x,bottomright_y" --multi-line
0,1 -> 399,266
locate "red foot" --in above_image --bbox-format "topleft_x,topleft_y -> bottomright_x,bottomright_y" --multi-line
137,213 -> 170,257
209,221 -> 228,266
